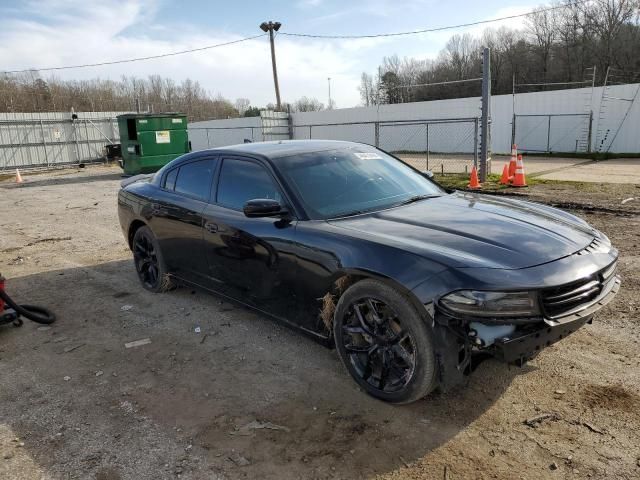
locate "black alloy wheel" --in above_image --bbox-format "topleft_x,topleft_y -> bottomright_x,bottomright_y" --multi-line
132,226 -> 173,293
334,279 -> 436,403
342,297 -> 416,394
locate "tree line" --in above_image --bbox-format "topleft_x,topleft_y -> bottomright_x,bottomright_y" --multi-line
360,0 -> 640,105
0,73 -> 329,120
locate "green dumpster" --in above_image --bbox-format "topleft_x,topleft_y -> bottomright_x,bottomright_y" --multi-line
117,113 -> 190,175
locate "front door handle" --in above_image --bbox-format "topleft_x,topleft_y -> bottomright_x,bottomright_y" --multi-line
204,222 -> 218,233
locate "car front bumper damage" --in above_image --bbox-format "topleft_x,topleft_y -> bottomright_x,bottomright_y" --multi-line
490,274 -> 621,366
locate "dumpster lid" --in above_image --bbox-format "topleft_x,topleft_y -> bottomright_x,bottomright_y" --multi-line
117,113 -> 186,120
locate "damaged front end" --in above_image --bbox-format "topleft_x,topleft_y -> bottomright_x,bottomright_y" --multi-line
430,261 -> 621,389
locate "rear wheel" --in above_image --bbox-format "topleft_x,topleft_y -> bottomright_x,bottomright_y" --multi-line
132,226 -> 174,293
334,279 -> 436,404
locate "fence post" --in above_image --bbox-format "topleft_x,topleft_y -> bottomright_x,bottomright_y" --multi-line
425,123 -> 429,171
546,115 -> 551,153
374,122 -> 380,147
84,119 -> 92,160
309,125 -> 312,139
40,119 -> 49,168
287,114 -> 293,140
480,47 -> 491,182
511,113 -> 516,148
72,119 -> 81,165
587,110 -> 593,153
110,117 -> 116,144
473,118 -> 479,168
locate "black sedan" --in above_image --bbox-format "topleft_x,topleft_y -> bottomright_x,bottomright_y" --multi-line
118,140 -> 620,404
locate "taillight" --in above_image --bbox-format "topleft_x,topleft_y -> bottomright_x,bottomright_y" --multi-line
0,275 -> 5,312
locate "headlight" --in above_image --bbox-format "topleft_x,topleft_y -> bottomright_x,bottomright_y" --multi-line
440,290 -> 540,317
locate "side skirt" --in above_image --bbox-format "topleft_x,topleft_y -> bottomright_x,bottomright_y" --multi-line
172,274 -> 333,347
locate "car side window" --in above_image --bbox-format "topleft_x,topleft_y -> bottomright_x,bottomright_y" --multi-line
163,168 -> 178,191
173,159 -> 216,201
217,158 -> 282,211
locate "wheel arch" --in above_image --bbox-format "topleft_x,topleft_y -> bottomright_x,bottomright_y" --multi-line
127,219 -> 148,250
320,268 -> 431,334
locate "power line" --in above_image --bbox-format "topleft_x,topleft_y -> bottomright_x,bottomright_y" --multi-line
0,0 -> 591,75
280,0 -> 591,39
1,34 -> 267,74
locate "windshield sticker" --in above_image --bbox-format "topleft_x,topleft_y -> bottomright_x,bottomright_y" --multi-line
354,152 -> 383,160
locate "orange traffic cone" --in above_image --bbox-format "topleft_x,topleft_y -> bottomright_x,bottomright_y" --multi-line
508,144 -> 517,181
15,169 -> 23,184
499,163 -> 510,185
512,154 -> 527,187
468,166 -> 481,189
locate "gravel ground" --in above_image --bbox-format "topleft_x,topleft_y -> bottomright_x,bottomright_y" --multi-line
0,165 -> 639,480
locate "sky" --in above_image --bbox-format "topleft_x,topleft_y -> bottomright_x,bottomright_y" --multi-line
0,0 -> 538,109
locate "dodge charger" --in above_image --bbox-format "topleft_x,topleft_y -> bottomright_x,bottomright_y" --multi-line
118,140 -> 620,404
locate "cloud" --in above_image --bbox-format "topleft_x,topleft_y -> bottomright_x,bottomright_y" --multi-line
0,0 -> 541,110
0,0 -> 384,107
297,0 -> 324,7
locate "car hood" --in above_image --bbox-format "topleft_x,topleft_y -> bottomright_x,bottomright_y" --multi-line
327,192 -> 598,269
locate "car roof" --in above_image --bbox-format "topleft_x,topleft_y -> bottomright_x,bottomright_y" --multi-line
208,140 -> 365,160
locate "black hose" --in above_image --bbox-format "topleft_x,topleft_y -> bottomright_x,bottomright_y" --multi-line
0,289 -> 56,324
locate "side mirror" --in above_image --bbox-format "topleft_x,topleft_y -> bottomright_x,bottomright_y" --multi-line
243,199 -> 287,218
421,170 -> 434,179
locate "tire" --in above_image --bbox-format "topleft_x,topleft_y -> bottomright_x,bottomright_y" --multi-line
132,225 -> 175,293
333,279 -> 437,404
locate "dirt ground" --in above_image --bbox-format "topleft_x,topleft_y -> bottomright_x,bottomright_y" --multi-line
0,164 -> 639,480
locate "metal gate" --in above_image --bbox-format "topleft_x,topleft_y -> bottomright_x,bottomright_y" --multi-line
512,113 -> 592,153
0,113 -> 121,172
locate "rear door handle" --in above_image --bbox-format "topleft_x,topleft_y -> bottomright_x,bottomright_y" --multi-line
205,222 -> 218,233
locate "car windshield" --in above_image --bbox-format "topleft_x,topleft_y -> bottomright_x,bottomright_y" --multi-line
276,146 -> 445,219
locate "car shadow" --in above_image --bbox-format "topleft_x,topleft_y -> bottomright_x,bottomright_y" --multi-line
0,260 -> 529,479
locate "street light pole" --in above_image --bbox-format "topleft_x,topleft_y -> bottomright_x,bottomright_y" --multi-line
327,77 -> 332,109
260,21 -> 282,111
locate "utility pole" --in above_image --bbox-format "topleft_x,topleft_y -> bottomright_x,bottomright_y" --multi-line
260,21 -> 282,111
327,77 -> 332,109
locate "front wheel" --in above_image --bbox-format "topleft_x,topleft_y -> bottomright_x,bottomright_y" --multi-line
334,279 -> 437,404
132,226 -> 175,293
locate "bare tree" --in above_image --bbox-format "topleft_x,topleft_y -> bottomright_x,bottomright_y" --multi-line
292,96 -> 325,112
527,7 -> 557,83
361,0 -> 640,102
358,72 -> 376,106
235,98 -> 251,116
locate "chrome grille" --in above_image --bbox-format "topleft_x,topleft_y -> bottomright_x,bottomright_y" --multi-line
541,262 -> 617,318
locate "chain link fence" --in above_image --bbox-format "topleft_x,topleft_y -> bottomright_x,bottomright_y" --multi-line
188,124 -> 291,149
189,111 -> 290,149
188,126 -> 262,149
0,113 -> 120,172
293,118 -> 480,174
3,112 -> 481,175
513,113 -> 592,153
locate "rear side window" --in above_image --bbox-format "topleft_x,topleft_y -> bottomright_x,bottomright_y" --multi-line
217,158 -> 282,211
173,159 -> 216,201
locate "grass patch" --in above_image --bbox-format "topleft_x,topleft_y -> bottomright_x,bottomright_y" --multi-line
433,173 -> 592,192
493,152 -> 640,160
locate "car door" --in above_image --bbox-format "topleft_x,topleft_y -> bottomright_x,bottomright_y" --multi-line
201,156 -> 299,322
148,157 -> 218,283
